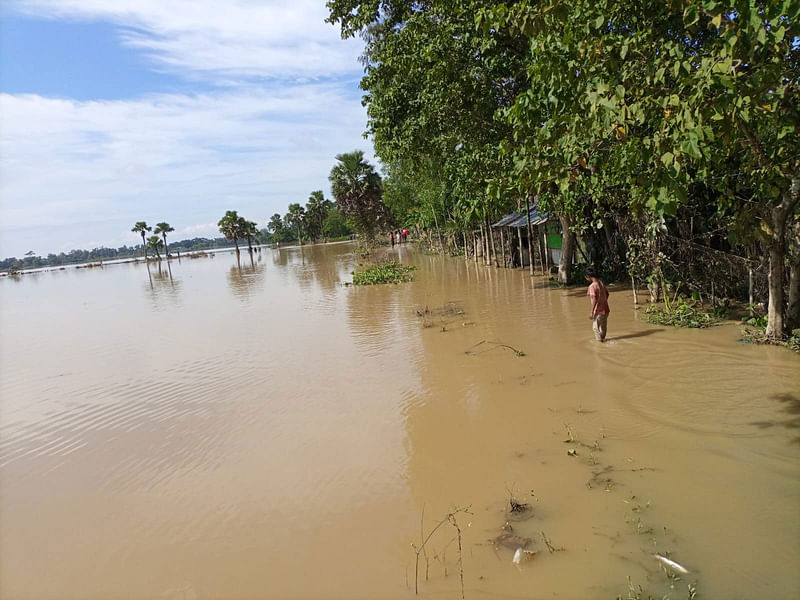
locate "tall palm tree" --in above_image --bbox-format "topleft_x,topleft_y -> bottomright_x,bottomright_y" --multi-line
154,222 -> 175,257
244,220 -> 260,252
146,235 -> 164,260
305,190 -> 328,242
328,150 -> 389,241
218,210 -> 244,252
285,203 -> 306,244
131,221 -> 152,258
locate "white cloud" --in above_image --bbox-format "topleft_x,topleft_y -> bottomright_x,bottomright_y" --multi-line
0,85 -> 376,256
0,2 -> 379,257
7,0 -> 363,80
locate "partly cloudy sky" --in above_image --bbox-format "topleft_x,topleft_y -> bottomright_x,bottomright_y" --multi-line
0,0 -> 373,258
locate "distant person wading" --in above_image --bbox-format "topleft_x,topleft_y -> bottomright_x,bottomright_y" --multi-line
585,268 -> 610,342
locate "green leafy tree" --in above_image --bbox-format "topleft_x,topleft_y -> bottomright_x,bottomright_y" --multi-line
328,150 -> 391,241
267,213 -> 292,243
153,222 -> 175,257
322,206 -> 353,238
146,235 -> 164,260
305,190 -> 331,242
285,203 -> 307,244
218,210 -> 244,252
242,220 -> 259,252
131,221 -> 152,258
479,0 -> 799,334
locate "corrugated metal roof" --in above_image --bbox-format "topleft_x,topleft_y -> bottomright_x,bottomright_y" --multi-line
492,208 -> 550,228
493,213 -> 519,227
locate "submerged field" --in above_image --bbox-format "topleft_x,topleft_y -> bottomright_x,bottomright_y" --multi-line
1,242 -> 798,599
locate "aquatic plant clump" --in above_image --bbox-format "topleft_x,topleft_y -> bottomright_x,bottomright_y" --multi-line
644,303 -> 719,329
351,261 -> 416,285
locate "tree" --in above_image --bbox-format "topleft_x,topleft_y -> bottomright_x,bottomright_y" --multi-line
242,220 -> 259,252
479,0 -> 799,333
131,221 -> 152,259
322,206 -> 353,238
153,222 -> 175,257
146,235 -> 164,260
305,190 -> 330,242
218,210 -> 244,252
328,150 -> 391,241
285,203 -> 306,244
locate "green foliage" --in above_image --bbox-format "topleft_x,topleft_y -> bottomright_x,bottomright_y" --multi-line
329,150 -> 391,240
351,260 -> 417,285
154,222 -> 174,255
285,203 -> 307,243
645,297 -> 719,329
327,0 -> 799,334
145,235 -> 164,259
218,210 -> 258,251
322,206 -> 353,239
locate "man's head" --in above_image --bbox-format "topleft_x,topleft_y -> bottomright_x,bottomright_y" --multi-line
584,267 -> 597,281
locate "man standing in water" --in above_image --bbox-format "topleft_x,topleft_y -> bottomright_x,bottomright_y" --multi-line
585,267 -> 610,342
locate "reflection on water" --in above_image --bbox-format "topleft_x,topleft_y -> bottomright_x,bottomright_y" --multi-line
144,260 -> 182,308
1,242 -> 798,599
226,251 -> 266,301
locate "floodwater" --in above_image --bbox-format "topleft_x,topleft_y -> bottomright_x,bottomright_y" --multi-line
1,242 -> 798,600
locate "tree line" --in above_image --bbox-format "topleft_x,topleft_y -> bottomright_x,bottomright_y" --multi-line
2,149 -> 393,272
326,0 -> 799,339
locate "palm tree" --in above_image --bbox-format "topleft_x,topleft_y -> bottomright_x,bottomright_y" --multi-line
242,220 -> 259,252
328,150 -> 389,241
218,210 -> 244,252
154,222 -> 175,257
305,190 -> 328,242
146,235 -> 164,260
285,203 -> 306,244
131,221 -> 152,258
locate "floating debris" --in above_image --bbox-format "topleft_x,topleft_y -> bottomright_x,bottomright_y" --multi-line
492,532 -> 531,551
653,553 -> 689,574
512,548 -> 539,565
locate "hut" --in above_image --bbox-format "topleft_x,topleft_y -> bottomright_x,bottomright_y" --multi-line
492,207 -> 560,272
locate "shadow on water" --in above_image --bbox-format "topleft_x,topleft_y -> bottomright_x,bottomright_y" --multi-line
750,393 -> 800,444
612,329 -> 662,341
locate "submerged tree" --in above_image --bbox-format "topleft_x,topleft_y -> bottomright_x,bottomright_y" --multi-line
242,220 -> 259,252
218,210 -> 244,252
131,221 -> 152,259
329,150 -> 391,241
154,222 -> 175,257
146,235 -> 164,260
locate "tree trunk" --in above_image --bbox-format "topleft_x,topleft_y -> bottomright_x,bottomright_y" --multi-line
765,178 -> 799,337
525,195 -> 535,277
537,225 -> 546,275
433,207 -> 444,252
234,237 -> 240,253
499,227 -> 506,268
141,233 -> 147,259
558,215 -> 575,284
488,216 -> 498,266
788,247 -> 800,331
517,227 -> 524,269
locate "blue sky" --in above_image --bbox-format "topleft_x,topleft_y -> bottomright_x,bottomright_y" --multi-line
0,0 -> 373,258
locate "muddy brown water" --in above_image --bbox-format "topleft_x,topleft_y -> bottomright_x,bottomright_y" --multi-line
1,242 -> 798,599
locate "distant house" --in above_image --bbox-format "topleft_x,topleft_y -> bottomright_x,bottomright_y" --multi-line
492,207 -> 561,269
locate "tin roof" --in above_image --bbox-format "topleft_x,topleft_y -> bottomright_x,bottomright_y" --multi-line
492,208 -> 550,228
